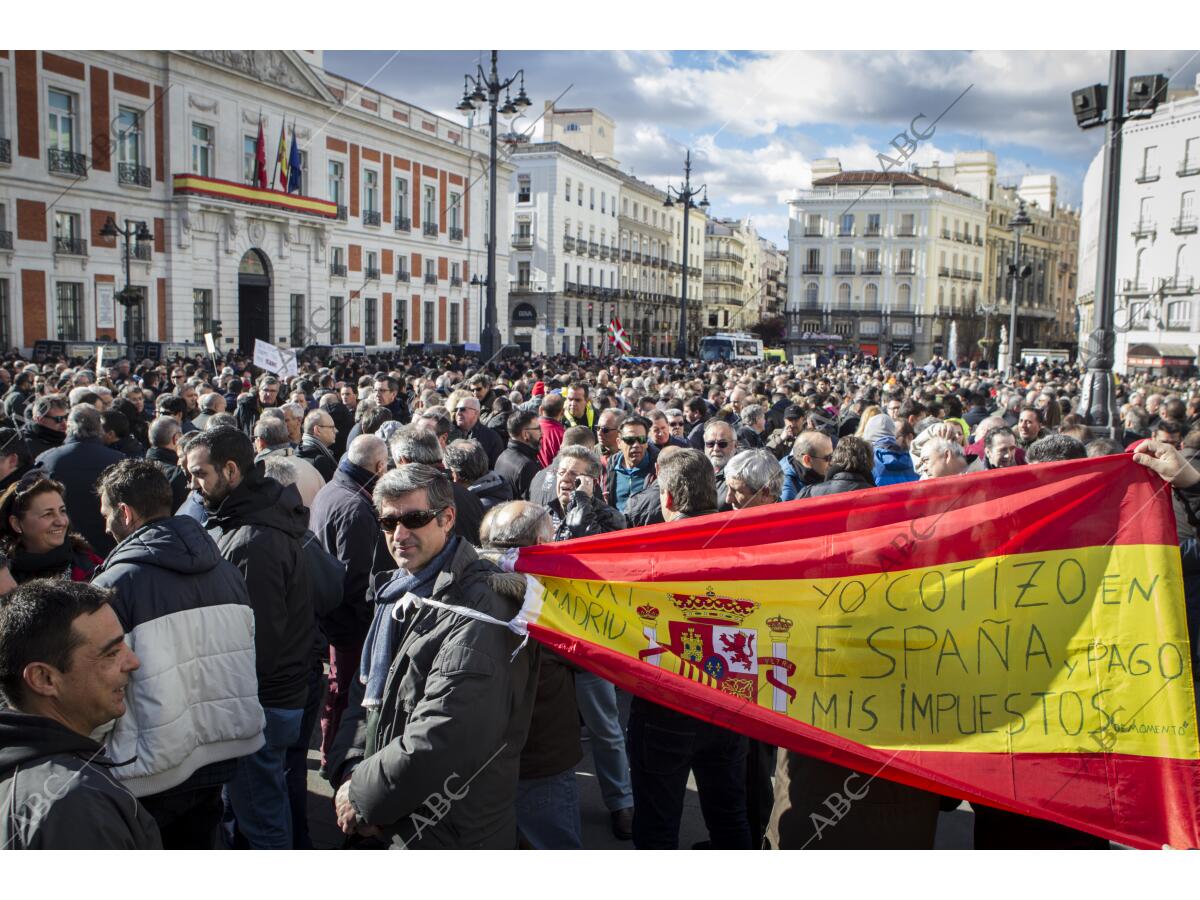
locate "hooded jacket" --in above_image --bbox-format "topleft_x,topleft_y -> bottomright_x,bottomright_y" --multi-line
91,515 -> 265,798
339,541 -> 538,849
204,472 -> 315,710
0,710 -> 162,849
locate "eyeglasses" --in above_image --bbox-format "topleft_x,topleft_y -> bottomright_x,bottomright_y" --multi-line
811,454 -> 833,462
472,385 -> 488,393
705,440 -> 731,449
620,435 -> 647,445
454,406 -> 474,414
598,426 -> 618,433
668,420 -> 685,428
379,508 -> 445,532
42,414 -> 67,424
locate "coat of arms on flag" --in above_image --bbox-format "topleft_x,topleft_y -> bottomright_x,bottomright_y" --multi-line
607,317 -> 631,354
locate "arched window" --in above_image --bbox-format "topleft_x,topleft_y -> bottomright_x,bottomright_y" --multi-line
865,284 -> 878,309
897,283 -> 911,311
805,282 -> 819,308
838,283 -> 851,307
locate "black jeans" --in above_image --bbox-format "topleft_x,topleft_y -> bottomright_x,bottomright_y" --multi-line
141,786 -> 224,850
627,697 -> 752,849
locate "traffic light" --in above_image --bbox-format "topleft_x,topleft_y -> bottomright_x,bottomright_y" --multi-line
211,319 -> 223,343
393,316 -> 406,345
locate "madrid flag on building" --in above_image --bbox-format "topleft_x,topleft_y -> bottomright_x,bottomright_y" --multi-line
274,119 -> 290,192
509,454 -> 1200,849
607,317 -> 631,354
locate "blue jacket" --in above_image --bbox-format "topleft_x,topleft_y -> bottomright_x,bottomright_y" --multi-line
872,437 -> 918,487
780,457 -> 823,502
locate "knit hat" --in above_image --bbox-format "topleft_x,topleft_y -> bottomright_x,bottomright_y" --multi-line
532,381 -> 546,396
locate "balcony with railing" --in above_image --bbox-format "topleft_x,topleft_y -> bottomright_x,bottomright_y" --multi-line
804,227 -> 822,237
588,241 -> 599,257
621,249 -> 631,261
394,216 -> 411,232
363,266 -> 379,281
336,205 -> 348,222
48,148 -> 87,176
511,232 -> 533,250
1180,159 -> 1200,178
118,163 -> 151,188
938,266 -> 950,277
897,226 -> 917,237
940,228 -> 951,239
861,264 -> 882,275
420,271 -> 435,284
0,230 -> 10,250
1172,215 -> 1198,235
449,227 -> 463,242
708,251 -> 744,264
563,236 -> 576,252
864,226 -> 881,237
1135,166 -> 1161,184
512,280 -> 534,294
423,221 -> 438,237
0,137 -> 9,165
330,262 -> 347,277
974,236 -> 984,246
451,275 -> 463,288
599,246 -> 610,260
1132,220 -> 1157,238
895,264 -> 915,275
363,210 -> 381,227
131,242 -> 152,261
834,264 -> 856,275
54,236 -> 87,255
1121,278 -> 1148,293
632,251 -> 642,263
802,263 -> 823,274
396,270 -> 411,283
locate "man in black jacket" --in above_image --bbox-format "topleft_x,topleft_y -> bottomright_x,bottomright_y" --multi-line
185,425 -> 314,850
20,394 -> 69,459
628,449 -> 752,850
3,370 -> 34,423
451,395 -> 504,467
308,434 -> 392,774
297,409 -> 338,482
36,405 -> 127,557
373,374 -> 409,426
494,409 -> 542,500
0,580 -> 161,849
145,416 -> 190,513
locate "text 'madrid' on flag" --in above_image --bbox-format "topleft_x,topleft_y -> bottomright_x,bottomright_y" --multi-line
511,454 -> 1200,849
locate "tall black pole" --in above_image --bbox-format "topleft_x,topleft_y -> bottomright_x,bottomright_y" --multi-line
1078,50 -> 1125,437
1007,215 -> 1022,377
678,179 -> 691,359
482,50 -> 502,363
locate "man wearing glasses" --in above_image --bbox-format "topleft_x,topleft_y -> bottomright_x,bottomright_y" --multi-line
703,420 -> 738,508
451,395 -> 504,468
780,431 -> 833,501
21,394 -> 69,459
494,410 -> 542,500
605,416 -> 656,515
331,464 -> 535,849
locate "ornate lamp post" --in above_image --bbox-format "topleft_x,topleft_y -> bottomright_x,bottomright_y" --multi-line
456,52 -> 531,363
99,215 -> 152,353
663,150 -> 709,360
1005,199 -> 1032,377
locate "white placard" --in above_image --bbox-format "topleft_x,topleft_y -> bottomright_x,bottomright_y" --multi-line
97,284 -> 116,330
204,332 -> 216,355
253,338 -> 298,378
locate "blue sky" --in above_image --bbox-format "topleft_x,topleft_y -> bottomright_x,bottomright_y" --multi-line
324,50 -> 1200,246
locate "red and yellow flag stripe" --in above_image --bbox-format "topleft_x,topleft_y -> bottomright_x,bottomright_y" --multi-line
515,454 -> 1200,849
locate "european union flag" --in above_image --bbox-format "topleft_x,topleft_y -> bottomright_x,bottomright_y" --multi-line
286,124 -> 302,194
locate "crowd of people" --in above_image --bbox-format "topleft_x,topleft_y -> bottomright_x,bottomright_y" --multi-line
0,346 -> 1196,851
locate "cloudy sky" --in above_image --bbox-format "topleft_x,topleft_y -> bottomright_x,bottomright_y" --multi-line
324,50 -> 1200,246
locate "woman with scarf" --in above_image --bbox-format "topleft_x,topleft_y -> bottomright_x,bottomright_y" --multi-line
0,473 -> 102,583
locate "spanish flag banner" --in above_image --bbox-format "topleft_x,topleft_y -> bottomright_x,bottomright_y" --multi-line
513,454 -> 1200,849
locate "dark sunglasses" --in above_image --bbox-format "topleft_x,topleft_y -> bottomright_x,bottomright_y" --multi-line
705,440 -> 731,449
598,426 -> 618,433
620,435 -> 647,445
379,508 -> 444,532
43,414 -> 67,424
668,420 -> 685,428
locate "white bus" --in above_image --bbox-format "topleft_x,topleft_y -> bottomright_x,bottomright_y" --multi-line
699,333 -> 763,363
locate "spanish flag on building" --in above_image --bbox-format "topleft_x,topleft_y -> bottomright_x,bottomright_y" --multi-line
512,454 -> 1200,849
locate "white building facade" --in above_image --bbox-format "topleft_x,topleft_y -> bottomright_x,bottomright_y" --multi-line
0,50 -> 507,356
1077,75 -> 1200,375
786,163 -> 987,361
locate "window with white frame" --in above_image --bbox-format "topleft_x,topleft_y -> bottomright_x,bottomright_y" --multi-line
242,134 -> 257,183
329,296 -> 344,343
804,283 -> 819,307
364,170 -> 379,214
1168,300 -> 1191,327
365,297 -> 377,345
56,282 -> 83,340
423,185 -> 436,226
449,302 -> 460,343
191,122 -> 213,176
449,192 -> 461,232
193,288 -> 212,344
328,159 -> 344,205
517,175 -> 531,203
116,107 -> 142,168
423,301 -> 435,342
837,283 -> 851,306
395,176 -> 409,225
565,178 -> 571,202
47,89 -> 77,153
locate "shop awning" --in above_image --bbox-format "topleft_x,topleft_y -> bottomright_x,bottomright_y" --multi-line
1127,343 -> 1196,367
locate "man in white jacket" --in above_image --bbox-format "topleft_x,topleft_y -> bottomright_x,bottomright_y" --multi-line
92,459 -> 264,849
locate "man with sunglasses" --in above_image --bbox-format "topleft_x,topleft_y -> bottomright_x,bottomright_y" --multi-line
451,395 -> 504,468
21,394 -> 69,459
780,430 -> 834,501
331,464 -> 536,849
494,410 -> 542,501
604,416 -> 657,515
703,420 -> 738,508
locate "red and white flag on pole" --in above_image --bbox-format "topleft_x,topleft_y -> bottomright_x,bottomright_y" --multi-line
608,317 -> 631,354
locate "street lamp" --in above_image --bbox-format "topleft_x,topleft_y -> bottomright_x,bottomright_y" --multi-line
99,215 -> 152,353
663,150 -> 709,360
456,52 -> 531,364
1071,52 -> 1167,436
1005,199 -> 1032,377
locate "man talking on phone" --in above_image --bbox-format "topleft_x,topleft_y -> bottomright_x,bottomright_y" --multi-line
545,446 -> 626,543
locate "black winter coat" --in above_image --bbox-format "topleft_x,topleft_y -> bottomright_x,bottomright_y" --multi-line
145,447 -> 190,513
20,421 -> 65,460
0,711 -> 162,849
494,439 -> 540,500
36,436 -> 127,557
803,470 -> 876,498
205,472 -> 315,709
309,466 -> 394,647
468,470 -> 514,510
